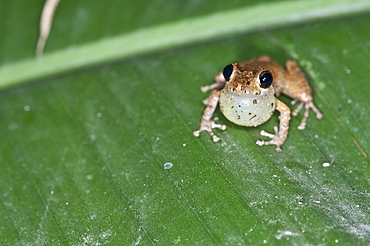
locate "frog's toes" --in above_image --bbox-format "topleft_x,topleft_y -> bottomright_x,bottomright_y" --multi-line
200,83 -> 223,93
256,126 -> 283,152
211,117 -> 227,131
291,99 -> 300,106
200,85 -> 212,93
292,101 -> 323,130
193,117 -> 226,142
259,129 -> 276,139
292,101 -> 304,116
202,98 -> 209,105
309,102 -> 323,120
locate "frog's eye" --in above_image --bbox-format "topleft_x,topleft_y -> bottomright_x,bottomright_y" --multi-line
259,71 -> 273,88
222,64 -> 233,81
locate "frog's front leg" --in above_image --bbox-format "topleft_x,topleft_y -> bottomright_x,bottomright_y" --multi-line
200,72 -> 226,92
193,89 -> 226,142
256,99 -> 291,152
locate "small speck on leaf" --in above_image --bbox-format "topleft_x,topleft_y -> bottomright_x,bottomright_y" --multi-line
164,162 -> 173,169
24,105 -> 31,111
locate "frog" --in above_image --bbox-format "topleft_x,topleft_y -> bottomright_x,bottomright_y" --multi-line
193,55 -> 323,152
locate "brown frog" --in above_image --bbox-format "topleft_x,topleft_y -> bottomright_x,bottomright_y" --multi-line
193,56 -> 323,152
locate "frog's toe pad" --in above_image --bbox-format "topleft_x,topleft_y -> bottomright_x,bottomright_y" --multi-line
193,118 -> 226,142
256,139 -> 283,152
256,127 -> 283,152
259,130 -> 275,139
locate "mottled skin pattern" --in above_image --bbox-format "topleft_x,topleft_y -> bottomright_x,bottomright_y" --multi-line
193,56 -> 323,152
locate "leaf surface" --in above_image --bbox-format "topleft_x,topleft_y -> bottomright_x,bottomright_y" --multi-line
0,0 -> 369,245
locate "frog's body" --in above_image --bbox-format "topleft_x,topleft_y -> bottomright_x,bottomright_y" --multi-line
193,56 -> 323,152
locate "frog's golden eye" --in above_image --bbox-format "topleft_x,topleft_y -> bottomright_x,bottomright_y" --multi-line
222,64 -> 233,81
259,70 -> 273,88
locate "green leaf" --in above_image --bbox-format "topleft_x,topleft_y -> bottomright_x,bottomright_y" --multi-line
1,0 -> 369,245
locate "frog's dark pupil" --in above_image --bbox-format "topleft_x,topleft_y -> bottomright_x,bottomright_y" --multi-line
223,64 -> 233,81
259,71 -> 273,88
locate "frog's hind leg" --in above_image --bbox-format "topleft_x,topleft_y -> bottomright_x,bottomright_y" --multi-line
282,60 -> 323,130
193,90 -> 226,142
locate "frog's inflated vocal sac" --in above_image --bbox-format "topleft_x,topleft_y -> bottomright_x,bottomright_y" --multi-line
193,56 -> 323,152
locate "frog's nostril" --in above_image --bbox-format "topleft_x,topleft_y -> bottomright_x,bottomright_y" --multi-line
223,64 -> 233,81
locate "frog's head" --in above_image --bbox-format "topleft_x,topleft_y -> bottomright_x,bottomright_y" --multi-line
222,63 -> 273,95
